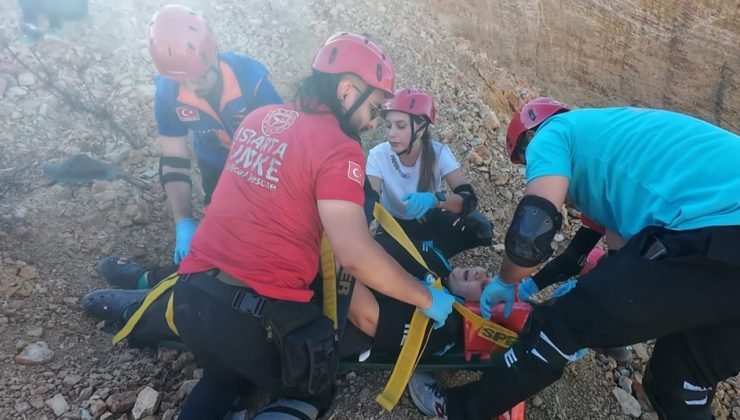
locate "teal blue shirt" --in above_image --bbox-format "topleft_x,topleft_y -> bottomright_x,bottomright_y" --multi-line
525,107 -> 740,240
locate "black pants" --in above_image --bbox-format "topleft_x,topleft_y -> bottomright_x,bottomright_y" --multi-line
172,274 -> 333,419
447,225 -> 740,420
18,0 -> 88,28
340,294 -> 462,359
394,209 -> 492,259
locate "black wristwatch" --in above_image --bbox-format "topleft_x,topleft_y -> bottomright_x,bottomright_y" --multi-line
434,192 -> 447,207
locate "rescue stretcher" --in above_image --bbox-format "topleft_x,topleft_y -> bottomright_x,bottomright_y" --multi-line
338,301 -> 532,420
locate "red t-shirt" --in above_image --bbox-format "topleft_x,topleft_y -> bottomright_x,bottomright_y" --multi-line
179,104 -> 366,302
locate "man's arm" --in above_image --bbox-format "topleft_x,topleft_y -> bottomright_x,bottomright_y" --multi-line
318,199 -> 432,310
499,175 -> 569,283
158,135 -> 193,221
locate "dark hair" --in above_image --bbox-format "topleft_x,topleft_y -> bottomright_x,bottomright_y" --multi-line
293,71 -> 363,140
415,116 -> 436,192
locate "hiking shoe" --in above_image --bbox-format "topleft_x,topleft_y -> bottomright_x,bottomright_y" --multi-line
82,289 -> 147,322
597,346 -> 633,365
96,256 -> 148,289
408,372 -> 448,418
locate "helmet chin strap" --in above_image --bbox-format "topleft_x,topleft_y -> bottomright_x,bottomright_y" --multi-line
339,86 -> 374,141
399,118 -> 428,156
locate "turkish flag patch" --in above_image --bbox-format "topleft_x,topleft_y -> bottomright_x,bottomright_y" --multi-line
176,106 -> 200,122
347,161 -> 363,186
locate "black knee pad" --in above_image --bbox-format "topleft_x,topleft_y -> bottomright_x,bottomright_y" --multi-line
465,211 -> 493,245
643,364 -> 715,420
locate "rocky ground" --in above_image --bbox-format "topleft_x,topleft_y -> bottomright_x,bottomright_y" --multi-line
0,0 -> 738,419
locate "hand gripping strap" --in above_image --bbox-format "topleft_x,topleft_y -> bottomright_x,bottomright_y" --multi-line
372,203 -> 518,411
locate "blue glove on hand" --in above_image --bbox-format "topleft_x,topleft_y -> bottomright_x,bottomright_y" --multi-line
402,192 -> 437,220
419,285 -> 456,329
480,275 -> 516,320
518,277 -> 540,302
174,218 -> 198,264
552,279 -> 578,298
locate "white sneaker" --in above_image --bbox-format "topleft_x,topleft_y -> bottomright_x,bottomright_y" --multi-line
408,372 -> 448,418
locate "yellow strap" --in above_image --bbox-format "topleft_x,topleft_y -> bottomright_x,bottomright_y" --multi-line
372,203 -> 519,410
320,234 -> 338,329
112,273 -> 179,344
374,203 -> 440,409
165,290 -> 179,336
375,308 -> 433,410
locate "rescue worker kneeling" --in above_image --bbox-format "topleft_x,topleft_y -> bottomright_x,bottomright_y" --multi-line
83,32 -> 456,420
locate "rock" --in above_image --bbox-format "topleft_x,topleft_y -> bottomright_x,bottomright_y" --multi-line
492,174 -> 509,186
46,393 -> 70,417
100,413 -> 113,420
732,407 -> 740,419
29,395 -> 44,409
18,264 -> 38,280
612,387 -> 642,418
175,379 -> 199,403
79,386 -> 93,400
81,408 -> 93,420
493,244 -> 505,252
481,107 -> 501,130
89,399 -> 107,417
0,77 -> 7,97
18,72 -> 36,86
14,400 -> 31,413
133,202 -> 151,224
632,377 -> 653,411
532,395 -> 544,408
26,326 -> 44,337
132,387 -> 160,419
619,376 -> 633,393
63,374 -> 82,386
6,86 -> 27,97
161,408 -> 177,420
632,343 -> 650,362
640,412 -> 659,420
468,151 -> 484,166
106,390 -> 137,413
15,341 -> 54,364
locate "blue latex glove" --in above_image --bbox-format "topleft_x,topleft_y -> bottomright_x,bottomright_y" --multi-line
419,284 -> 456,329
571,348 -> 588,363
552,279 -> 578,298
518,277 -> 540,302
174,218 -> 198,264
402,192 -> 437,220
480,275 -> 516,320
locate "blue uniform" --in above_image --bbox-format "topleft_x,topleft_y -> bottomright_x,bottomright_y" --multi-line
525,107 -> 740,240
154,52 -> 282,172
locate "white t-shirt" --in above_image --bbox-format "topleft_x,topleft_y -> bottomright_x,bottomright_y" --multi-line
366,141 -> 461,220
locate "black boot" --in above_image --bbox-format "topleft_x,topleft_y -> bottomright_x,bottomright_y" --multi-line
82,289 -> 147,322
96,256 -> 149,289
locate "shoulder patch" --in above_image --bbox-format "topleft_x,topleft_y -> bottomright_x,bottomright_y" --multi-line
347,161 -> 363,186
176,106 -> 200,122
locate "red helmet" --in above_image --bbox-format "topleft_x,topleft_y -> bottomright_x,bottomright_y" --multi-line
312,32 -> 395,97
382,87 -> 436,124
147,5 -> 218,81
506,97 -> 570,164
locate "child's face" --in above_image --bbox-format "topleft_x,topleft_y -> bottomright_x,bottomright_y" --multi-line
448,267 -> 491,302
